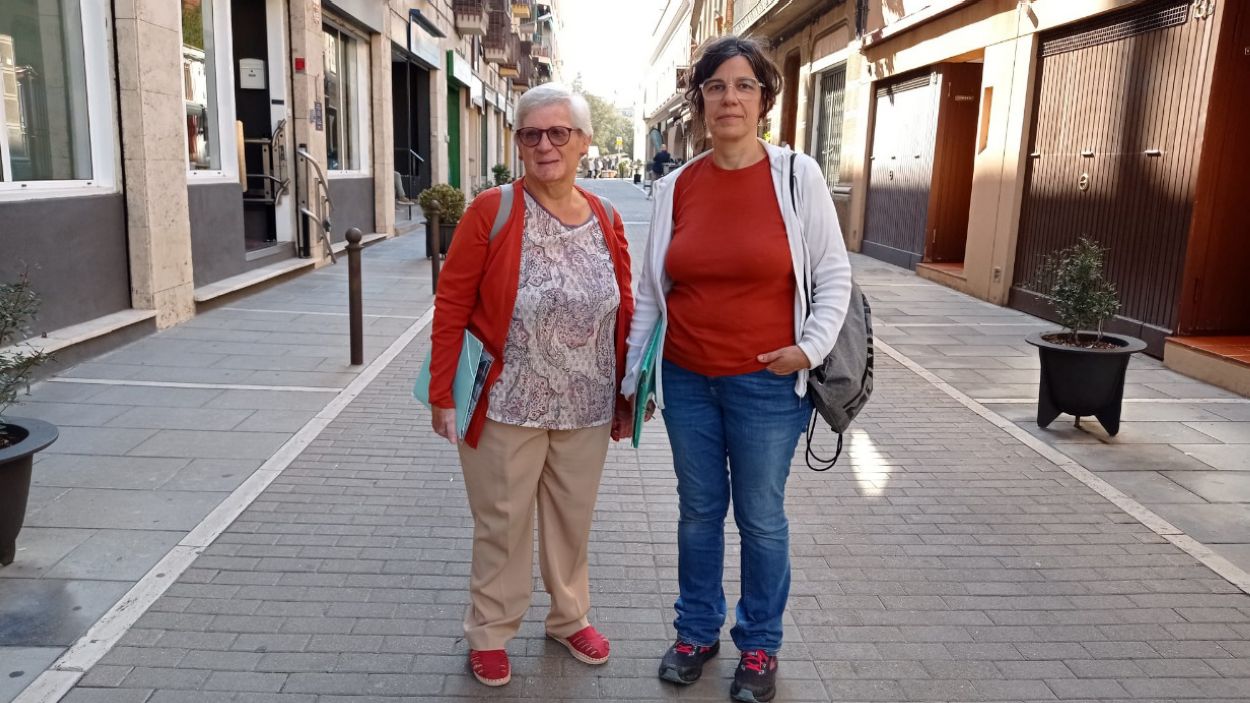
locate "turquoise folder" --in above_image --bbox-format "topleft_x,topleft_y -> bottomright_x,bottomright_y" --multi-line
631,323 -> 663,449
413,330 -> 493,439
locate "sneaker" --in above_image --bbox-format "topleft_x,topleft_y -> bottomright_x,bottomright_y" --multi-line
657,638 -> 720,685
468,649 -> 510,686
547,625 -> 610,665
730,650 -> 778,702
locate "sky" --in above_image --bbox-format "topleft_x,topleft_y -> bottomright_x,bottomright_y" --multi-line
554,0 -> 668,107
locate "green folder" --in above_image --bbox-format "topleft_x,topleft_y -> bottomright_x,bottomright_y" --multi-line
632,323 -> 663,449
413,330 -> 494,439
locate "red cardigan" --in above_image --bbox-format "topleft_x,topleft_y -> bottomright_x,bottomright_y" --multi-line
429,179 -> 635,447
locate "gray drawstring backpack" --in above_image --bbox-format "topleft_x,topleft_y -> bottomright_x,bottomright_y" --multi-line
788,153 -> 874,471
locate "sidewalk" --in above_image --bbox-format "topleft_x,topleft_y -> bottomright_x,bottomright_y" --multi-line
1,233 -> 438,701
1,180 -> 1248,702
855,254 -> 1250,577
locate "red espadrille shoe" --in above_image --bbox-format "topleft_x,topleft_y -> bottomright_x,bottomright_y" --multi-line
547,625 -> 610,665
468,649 -> 510,686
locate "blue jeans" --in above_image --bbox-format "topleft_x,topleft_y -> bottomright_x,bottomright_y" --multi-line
660,359 -> 811,653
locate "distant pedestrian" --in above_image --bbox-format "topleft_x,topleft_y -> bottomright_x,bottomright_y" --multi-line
428,83 -> 635,688
651,146 -> 672,178
623,36 -> 853,703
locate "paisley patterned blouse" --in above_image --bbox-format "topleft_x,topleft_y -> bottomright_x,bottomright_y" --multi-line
486,190 -> 621,429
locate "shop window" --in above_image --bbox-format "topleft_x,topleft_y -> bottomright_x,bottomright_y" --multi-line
323,23 -> 365,172
182,0 -> 221,171
0,0 -> 93,183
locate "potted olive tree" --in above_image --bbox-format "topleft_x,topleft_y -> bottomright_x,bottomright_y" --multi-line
0,275 -> 57,566
1025,237 -> 1145,436
416,183 -> 466,256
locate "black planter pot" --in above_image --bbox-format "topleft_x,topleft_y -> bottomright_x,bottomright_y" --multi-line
426,221 -> 457,257
1026,331 -> 1146,436
0,417 -> 58,566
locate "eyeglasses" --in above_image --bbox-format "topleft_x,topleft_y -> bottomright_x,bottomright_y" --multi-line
516,126 -> 580,147
699,78 -> 762,101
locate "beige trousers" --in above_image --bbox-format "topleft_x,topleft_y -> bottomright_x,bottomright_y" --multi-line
458,419 -> 611,650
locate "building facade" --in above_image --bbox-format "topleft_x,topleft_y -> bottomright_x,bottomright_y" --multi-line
846,0 -> 1246,390
643,0 -> 1247,389
0,0 -> 554,356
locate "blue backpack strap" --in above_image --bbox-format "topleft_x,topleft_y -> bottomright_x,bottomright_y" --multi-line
489,183 -> 515,242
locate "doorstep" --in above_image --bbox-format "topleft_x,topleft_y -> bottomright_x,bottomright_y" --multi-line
0,309 -> 157,357
192,257 -> 316,304
1164,336 -> 1250,397
915,261 -> 974,296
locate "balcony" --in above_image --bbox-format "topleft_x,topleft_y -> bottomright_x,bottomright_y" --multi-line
532,43 -> 551,65
511,54 -> 533,91
499,36 -> 521,78
512,0 -> 533,19
454,0 -> 488,36
732,0 -> 844,36
483,6 -> 511,64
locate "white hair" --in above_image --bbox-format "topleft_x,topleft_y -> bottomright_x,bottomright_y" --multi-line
515,83 -> 594,139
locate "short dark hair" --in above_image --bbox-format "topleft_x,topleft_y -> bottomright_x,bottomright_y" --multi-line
684,36 -> 783,118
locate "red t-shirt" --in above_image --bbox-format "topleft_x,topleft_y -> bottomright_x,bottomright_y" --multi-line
664,156 -> 796,377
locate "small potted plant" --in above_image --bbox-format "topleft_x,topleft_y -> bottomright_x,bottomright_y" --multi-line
0,274 -> 58,566
491,163 -> 512,187
416,183 -> 466,256
1026,237 -> 1145,436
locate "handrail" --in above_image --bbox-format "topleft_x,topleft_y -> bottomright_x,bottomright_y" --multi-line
393,148 -> 425,202
295,147 -> 336,264
394,147 -> 424,163
270,119 -> 289,204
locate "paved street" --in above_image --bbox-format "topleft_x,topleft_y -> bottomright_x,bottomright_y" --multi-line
3,179 -> 1250,702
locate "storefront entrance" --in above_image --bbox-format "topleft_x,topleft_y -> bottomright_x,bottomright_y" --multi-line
232,0 -> 295,253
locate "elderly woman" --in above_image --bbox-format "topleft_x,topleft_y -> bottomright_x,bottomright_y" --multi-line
427,83 -> 634,687
623,36 -> 853,703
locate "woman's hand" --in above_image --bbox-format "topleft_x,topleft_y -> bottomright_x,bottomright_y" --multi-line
431,405 -> 458,445
610,397 -> 657,441
610,400 -> 632,441
757,346 -> 811,375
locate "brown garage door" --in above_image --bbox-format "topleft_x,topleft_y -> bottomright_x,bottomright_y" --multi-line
1010,0 -> 1216,355
862,73 -> 939,270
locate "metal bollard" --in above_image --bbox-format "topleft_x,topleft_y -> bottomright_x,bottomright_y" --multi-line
429,213 -> 442,294
346,228 -> 364,366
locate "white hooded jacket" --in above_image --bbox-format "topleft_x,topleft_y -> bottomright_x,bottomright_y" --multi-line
621,140 -> 854,407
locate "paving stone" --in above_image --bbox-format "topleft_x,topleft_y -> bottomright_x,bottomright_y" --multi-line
1184,421 -> 1250,444
0,579 -> 131,646
0,647 -> 63,701
32,455 -> 193,490
128,429 -> 290,460
40,427 -> 158,456
0,527 -> 94,577
204,389 -> 338,411
1175,444 -> 1250,471
9,401 -> 131,427
1055,443 -> 1216,472
158,459 -> 264,492
1166,471 -> 1250,503
26,488 -> 228,531
105,407 -> 254,431
60,689 -> 155,703
1095,471 -> 1206,505
79,386 -> 224,409
44,530 -> 183,580
1150,504 -> 1250,543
